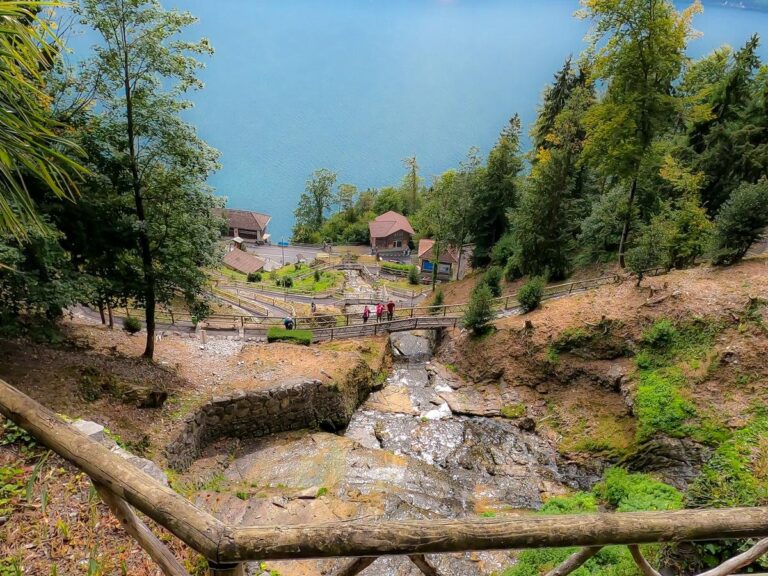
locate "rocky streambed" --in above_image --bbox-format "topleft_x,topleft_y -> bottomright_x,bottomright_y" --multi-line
188,330 -> 603,576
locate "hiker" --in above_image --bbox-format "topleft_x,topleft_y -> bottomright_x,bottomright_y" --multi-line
283,316 -> 294,330
362,306 -> 370,324
375,302 -> 384,323
310,299 -> 317,314
386,300 -> 395,321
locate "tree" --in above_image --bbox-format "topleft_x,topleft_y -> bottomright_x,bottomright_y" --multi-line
401,156 -> 422,215
463,284 -> 494,335
710,179 -> 768,265
470,116 -> 524,266
532,57 -> 580,151
293,168 -> 337,241
373,186 -> 405,215
336,183 -> 357,213
687,36 -> 763,213
0,2 -> 86,238
79,0 -> 220,359
579,0 -> 701,267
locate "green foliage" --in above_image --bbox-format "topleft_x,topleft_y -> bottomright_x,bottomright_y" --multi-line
517,277 -> 545,312
247,272 -> 262,283
0,463 -> 25,516
594,468 -> 684,512
482,266 -> 503,297
122,315 -> 141,334
641,319 -> 678,349
0,421 -> 37,452
500,403 -> 525,419
540,492 -> 598,514
313,269 -> 321,282
429,289 -> 444,315
380,261 -> 412,272
293,169 -> 337,241
635,368 -> 696,442
577,187 -> 635,264
276,276 -> 294,288
687,411 -> 768,508
266,328 -> 313,345
316,486 -> 328,497
710,179 -> 768,265
407,265 -> 420,285
463,284 -> 494,336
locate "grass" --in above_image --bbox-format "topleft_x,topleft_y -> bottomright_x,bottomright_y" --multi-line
633,318 -> 728,445
503,470 -> 682,575
266,327 -> 313,345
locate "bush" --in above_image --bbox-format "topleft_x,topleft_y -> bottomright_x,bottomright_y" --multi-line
266,327 -> 313,345
407,265 -> 420,285
276,276 -> 294,288
711,179 -> 768,265
517,277 -> 545,312
247,272 -> 262,282
122,315 -> 141,334
314,269 -> 321,282
483,266 -> 503,297
594,468 -> 683,512
504,258 -> 522,281
463,284 -> 494,335
381,261 -> 411,272
641,319 -> 678,349
429,289 -> 444,315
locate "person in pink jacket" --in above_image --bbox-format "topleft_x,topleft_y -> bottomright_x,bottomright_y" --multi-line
375,303 -> 384,323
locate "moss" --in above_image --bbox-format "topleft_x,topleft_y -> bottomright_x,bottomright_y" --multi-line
594,468 -> 683,512
687,411 -> 768,508
266,328 -> 313,345
316,486 -> 328,497
500,403 -> 526,419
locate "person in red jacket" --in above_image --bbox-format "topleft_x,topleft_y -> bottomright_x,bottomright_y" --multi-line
386,300 -> 395,321
375,303 -> 384,323
362,306 -> 370,324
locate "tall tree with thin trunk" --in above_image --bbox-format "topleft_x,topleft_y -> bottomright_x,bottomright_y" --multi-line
579,0 -> 701,267
78,0 -> 219,359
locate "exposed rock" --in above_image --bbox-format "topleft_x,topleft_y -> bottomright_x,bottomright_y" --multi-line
72,419 -> 168,486
623,435 -> 714,490
389,331 -> 433,362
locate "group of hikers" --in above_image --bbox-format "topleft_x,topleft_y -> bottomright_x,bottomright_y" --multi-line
282,299 -> 397,331
362,300 -> 396,324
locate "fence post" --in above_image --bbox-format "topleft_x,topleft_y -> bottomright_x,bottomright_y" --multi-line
505,296 -> 509,309
346,314 -> 349,327
443,306 -> 446,317
410,308 -> 414,318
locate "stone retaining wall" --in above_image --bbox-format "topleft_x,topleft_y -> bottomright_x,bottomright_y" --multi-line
165,361 -> 376,471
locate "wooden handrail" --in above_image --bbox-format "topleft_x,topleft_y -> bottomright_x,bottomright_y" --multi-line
2,378 -> 768,566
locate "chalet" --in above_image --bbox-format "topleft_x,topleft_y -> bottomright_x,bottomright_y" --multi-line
216,208 -> 271,243
223,248 -> 266,276
368,211 -> 415,252
417,239 -> 459,281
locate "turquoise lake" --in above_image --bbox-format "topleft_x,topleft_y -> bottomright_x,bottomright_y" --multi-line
82,1 -> 768,239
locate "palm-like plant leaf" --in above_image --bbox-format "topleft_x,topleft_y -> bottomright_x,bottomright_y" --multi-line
0,1 -> 86,239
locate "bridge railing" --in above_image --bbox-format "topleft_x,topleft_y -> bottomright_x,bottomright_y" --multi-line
1,378 -> 766,576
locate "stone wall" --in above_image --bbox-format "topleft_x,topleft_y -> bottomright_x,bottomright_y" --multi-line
165,361 -> 376,471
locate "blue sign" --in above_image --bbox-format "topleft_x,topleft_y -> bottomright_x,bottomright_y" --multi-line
277,241 -> 290,247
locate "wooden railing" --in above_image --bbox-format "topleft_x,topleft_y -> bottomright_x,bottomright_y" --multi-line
1,378 -> 766,576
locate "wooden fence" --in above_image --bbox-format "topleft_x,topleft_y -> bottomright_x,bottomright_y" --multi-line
1,378 -> 766,576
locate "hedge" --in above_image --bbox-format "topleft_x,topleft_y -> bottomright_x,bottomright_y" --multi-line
266,327 -> 313,345
380,261 -> 412,272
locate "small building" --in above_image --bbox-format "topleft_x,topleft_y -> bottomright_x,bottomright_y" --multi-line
223,249 -> 266,276
417,239 -> 459,281
216,208 -> 271,243
368,211 -> 415,252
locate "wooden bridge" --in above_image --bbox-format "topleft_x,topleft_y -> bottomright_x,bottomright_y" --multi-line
1,379 -> 766,576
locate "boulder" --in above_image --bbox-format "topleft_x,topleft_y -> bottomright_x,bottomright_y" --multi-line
623,435 -> 713,490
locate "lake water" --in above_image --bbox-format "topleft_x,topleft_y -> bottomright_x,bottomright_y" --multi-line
84,1 -> 768,239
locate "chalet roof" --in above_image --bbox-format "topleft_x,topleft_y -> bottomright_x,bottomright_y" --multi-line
215,208 -> 271,232
417,238 -> 459,264
368,211 -> 415,239
223,250 -> 266,274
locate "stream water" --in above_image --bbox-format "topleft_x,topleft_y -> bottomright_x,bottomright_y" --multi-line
208,328 -> 600,576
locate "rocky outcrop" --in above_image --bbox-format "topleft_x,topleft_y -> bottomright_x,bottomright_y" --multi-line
165,361 -> 377,471
389,330 -> 435,362
623,435 -> 714,490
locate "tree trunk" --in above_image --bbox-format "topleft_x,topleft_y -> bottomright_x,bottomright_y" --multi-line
107,302 -> 114,329
98,301 -> 106,325
119,16 -> 156,359
617,176 -> 638,268
431,241 -> 440,292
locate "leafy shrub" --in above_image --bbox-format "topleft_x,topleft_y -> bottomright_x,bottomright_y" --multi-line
540,493 -> 598,514
122,316 -> 141,334
594,468 -> 683,512
407,265 -> 420,285
463,284 -> 494,336
634,368 -> 696,442
483,266 -> 503,297
710,179 -> 768,265
642,319 -> 678,349
429,289 -> 444,315
314,269 -> 321,282
266,327 -> 312,345
381,261 -> 411,272
247,272 -> 262,282
490,232 -> 516,266
517,276 -> 545,312
276,276 -> 294,288
504,257 -> 522,281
